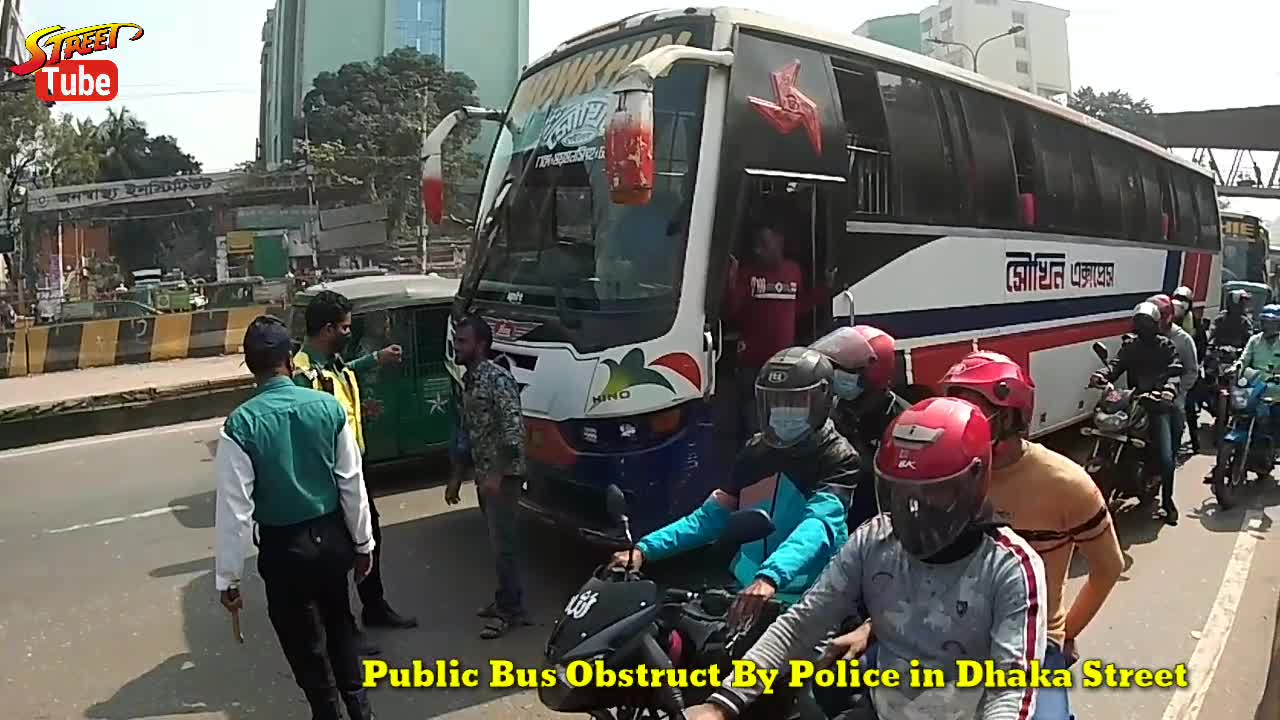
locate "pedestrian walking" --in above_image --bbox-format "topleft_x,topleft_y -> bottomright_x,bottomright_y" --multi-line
214,315 -> 376,720
294,290 -> 417,658
444,314 -> 530,639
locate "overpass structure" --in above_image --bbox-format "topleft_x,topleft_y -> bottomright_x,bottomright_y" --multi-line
1153,104 -> 1280,200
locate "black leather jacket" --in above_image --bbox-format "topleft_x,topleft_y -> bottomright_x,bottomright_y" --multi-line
1210,312 -> 1254,350
1099,333 -> 1183,397
727,420 -> 868,528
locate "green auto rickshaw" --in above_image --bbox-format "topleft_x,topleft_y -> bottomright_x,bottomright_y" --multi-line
290,273 -> 460,464
1222,280 -> 1271,322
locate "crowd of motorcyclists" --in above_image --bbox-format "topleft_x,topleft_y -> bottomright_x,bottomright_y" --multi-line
592,281 -> 1279,720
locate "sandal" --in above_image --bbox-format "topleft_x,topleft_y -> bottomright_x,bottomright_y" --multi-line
477,603 -> 499,619
481,616 -> 512,640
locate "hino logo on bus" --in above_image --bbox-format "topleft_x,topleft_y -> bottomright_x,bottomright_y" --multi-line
591,389 -> 632,404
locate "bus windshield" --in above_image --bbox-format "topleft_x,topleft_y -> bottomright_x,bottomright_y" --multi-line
462,26 -> 708,353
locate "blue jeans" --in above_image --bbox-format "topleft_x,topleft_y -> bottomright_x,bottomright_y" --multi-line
1032,642 -> 1075,720
1149,412 -> 1177,506
478,477 -> 526,619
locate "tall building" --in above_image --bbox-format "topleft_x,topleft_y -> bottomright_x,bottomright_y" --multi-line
858,0 -> 1070,100
1,0 -> 26,65
259,0 -> 530,169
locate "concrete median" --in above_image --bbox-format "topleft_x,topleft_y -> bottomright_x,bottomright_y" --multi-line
0,355 -> 254,450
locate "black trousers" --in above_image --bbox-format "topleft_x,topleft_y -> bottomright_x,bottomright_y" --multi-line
257,511 -> 363,702
356,493 -> 385,609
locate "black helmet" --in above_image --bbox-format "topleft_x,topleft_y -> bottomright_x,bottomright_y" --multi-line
755,347 -> 836,449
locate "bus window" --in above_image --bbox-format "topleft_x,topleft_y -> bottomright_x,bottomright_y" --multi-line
833,61 -> 893,217
1005,106 -> 1037,225
1067,127 -> 1099,234
1193,177 -> 1221,251
1090,136 -> 1127,238
876,70 -> 957,225
1157,165 -> 1176,242
958,89 -> 1018,227
1031,115 -> 1075,233
1137,155 -> 1162,243
1171,170 -> 1198,247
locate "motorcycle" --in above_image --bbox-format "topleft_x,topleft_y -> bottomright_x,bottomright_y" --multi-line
1210,366 -> 1280,509
539,485 -> 804,720
1201,344 -> 1242,445
1080,342 -> 1166,508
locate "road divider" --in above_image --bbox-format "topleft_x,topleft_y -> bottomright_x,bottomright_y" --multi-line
0,305 -> 285,378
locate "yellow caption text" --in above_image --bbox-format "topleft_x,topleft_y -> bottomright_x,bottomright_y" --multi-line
362,659 -> 1189,693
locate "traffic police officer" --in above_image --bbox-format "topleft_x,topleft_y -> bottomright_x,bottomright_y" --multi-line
294,290 -> 418,657
215,315 -> 376,720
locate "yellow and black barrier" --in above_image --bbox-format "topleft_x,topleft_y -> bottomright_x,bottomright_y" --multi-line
0,305 -> 287,378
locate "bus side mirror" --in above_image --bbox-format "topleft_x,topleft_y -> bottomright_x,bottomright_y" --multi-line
604,88 -> 656,207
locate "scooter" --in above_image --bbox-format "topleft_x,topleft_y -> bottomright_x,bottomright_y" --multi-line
539,485 -> 804,720
1080,342 -> 1165,508
1210,366 -> 1280,509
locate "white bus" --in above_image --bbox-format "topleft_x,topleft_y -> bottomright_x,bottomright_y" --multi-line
426,7 -> 1222,541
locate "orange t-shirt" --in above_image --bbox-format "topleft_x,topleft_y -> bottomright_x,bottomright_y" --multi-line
987,441 -> 1116,647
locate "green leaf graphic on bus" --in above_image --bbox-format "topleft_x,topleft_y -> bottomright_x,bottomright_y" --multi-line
592,349 -> 675,407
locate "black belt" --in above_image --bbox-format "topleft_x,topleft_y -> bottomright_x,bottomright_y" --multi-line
254,510 -> 344,547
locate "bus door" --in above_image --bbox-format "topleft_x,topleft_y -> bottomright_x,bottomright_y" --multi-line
713,173 -> 842,452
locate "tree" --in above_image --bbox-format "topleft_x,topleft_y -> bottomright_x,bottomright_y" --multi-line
1068,86 -> 1159,140
301,48 -> 485,243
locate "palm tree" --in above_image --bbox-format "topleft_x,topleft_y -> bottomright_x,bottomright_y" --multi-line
95,108 -> 150,181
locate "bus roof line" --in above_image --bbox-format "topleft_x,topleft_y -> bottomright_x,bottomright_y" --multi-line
528,6 -> 1209,179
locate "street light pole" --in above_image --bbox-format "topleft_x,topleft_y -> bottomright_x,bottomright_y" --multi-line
926,24 -> 1024,73
974,24 -> 1025,73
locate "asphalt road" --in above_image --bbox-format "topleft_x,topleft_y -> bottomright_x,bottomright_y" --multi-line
1,417 -> 1278,720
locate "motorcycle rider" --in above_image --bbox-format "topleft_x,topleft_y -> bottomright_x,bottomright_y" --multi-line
1172,286 -> 1207,452
686,396 -> 1048,720
610,347 -> 865,629
808,325 -> 909,528
1150,293 -> 1200,456
1203,304 -> 1280,486
1210,289 -> 1255,349
941,351 -> 1124,720
1090,302 -> 1183,525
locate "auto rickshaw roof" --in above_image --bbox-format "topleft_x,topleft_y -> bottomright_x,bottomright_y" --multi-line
298,273 -> 460,312
1223,280 -> 1271,294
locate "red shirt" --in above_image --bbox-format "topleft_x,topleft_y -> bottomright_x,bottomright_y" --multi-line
724,259 -> 825,368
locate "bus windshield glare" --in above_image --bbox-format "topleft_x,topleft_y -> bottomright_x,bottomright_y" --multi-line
462,27 -> 708,353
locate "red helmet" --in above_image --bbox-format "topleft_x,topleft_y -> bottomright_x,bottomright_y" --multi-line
810,325 -> 897,398
874,396 -> 992,558
938,351 -> 1036,431
1147,294 -> 1174,330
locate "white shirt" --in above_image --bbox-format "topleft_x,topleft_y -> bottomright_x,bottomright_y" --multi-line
213,419 -> 375,592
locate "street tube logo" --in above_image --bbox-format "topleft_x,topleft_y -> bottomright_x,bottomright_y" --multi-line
11,23 -> 144,102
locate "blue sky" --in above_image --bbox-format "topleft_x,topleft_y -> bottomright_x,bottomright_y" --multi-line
28,0 -> 1280,219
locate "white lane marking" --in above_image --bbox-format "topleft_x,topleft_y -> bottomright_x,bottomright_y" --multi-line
1161,506 -> 1266,720
44,504 -> 190,535
0,418 -> 223,460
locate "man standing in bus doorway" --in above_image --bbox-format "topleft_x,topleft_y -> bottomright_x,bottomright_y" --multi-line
724,220 -> 834,445
445,314 -> 530,640
295,290 -> 418,658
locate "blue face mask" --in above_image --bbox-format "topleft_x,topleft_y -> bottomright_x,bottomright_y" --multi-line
833,370 -> 864,402
768,407 -> 812,444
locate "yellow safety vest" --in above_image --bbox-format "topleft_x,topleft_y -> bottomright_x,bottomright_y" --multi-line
293,349 -> 366,453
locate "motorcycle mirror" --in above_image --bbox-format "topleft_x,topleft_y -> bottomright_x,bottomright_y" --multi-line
1091,342 -> 1109,363
605,485 -> 628,523
719,508 -> 775,547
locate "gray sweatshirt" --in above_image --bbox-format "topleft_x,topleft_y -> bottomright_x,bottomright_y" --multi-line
1167,325 -> 1199,407
708,515 -> 1047,720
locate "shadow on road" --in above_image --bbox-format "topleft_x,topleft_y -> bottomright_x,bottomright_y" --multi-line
85,500 -> 599,720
